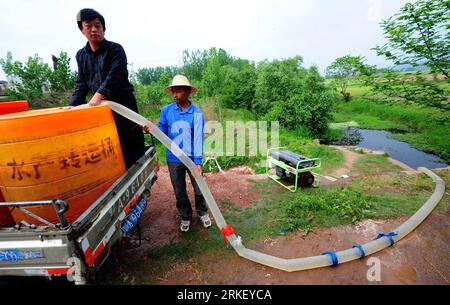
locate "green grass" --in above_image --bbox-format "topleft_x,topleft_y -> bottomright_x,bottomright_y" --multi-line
347,169 -> 449,218
346,84 -> 371,98
328,120 -> 359,129
278,187 -> 374,231
351,154 -> 403,175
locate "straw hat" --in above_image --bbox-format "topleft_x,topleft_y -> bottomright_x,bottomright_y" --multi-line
164,75 -> 198,94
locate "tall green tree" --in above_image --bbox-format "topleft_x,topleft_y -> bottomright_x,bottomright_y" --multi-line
253,56 -> 305,115
325,55 -> 374,101
202,55 -> 227,97
182,49 -> 210,81
135,66 -> 181,85
374,0 -> 450,79
254,56 -> 339,136
220,62 -> 256,110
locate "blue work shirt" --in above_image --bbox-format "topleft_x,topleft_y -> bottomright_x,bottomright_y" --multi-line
158,101 -> 205,165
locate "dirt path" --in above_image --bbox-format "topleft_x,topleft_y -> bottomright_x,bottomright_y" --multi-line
329,146 -> 363,178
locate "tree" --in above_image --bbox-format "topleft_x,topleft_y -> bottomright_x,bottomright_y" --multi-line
0,51 -> 51,102
373,0 -> 450,79
263,65 -> 339,137
367,69 -> 448,108
252,56 -> 339,136
182,47 -> 235,82
135,66 -> 181,85
47,52 -> 76,92
325,55 -> 374,102
253,56 -> 305,115
220,62 -> 256,110
182,49 -> 210,81
202,55 -> 227,97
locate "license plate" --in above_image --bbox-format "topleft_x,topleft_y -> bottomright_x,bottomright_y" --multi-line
120,197 -> 147,235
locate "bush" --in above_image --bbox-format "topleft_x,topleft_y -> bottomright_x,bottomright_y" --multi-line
135,82 -> 164,104
134,70 -> 174,108
260,63 -> 339,137
281,188 -> 373,231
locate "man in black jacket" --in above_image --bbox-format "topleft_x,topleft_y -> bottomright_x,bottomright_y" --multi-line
69,8 -> 145,169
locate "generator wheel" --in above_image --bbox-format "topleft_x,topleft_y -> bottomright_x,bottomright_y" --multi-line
298,172 -> 314,187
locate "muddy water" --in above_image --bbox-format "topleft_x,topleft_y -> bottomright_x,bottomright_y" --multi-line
332,128 -> 448,170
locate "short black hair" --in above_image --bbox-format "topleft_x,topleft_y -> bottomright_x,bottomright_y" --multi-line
76,8 -> 105,31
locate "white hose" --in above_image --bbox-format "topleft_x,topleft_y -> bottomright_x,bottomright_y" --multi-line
107,101 -> 446,272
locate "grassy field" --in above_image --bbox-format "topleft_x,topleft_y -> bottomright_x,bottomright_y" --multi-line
350,154 -> 403,175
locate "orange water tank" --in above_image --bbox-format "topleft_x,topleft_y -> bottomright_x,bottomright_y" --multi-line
0,105 -> 126,225
0,100 -> 29,115
0,101 -> 28,227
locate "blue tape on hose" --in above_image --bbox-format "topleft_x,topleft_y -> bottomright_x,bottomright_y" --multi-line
352,245 -> 366,258
322,251 -> 339,266
375,232 -> 398,247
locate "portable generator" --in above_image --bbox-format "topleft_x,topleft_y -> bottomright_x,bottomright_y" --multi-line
266,147 -> 321,192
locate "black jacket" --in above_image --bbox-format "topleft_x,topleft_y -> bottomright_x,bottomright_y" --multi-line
69,39 -> 136,111
69,39 -> 144,169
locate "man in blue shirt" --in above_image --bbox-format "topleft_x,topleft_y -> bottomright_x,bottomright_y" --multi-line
156,75 -> 211,232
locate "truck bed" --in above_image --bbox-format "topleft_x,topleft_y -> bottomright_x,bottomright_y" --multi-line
0,146 -> 157,283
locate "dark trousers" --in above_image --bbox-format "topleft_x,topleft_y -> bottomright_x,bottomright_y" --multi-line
167,162 -> 208,221
112,94 -> 146,169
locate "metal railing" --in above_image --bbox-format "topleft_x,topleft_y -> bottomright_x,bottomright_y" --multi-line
0,200 -> 69,229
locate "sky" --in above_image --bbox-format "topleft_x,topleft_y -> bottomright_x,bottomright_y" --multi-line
0,0 -> 411,80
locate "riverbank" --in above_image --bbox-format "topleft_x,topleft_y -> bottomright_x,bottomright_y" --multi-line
331,98 -> 450,163
327,128 -> 448,169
